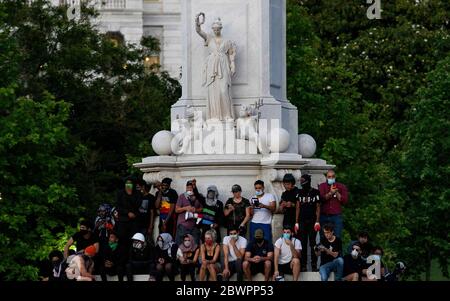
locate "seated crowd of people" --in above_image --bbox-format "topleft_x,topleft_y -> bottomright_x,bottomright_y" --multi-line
42,170 -> 404,281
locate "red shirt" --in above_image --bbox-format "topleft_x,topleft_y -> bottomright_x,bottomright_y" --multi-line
318,182 -> 348,215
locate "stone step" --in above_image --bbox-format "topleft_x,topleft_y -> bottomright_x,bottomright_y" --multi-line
94,272 -> 334,281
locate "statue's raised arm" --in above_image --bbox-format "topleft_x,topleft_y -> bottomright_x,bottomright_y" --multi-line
195,12 -> 207,42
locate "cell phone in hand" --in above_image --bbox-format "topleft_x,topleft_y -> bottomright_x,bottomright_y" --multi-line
252,197 -> 260,207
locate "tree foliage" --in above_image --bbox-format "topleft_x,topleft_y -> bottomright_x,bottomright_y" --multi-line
0,0 -> 180,279
287,0 -> 449,279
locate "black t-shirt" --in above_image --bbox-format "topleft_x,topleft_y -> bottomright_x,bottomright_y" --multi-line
162,188 -> 178,203
343,254 -> 366,276
320,236 -> 342,266
280,187 -> 299,227
158,188 -> 178,220
72,231 -> 99,252
297,188 -> 321,222
245,240 -> 274,258
225,198 -> 250,229
137,193 -> 156,229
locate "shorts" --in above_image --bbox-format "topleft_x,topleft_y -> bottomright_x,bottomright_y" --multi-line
250,261 -> 272,275
278,262 -> 293,275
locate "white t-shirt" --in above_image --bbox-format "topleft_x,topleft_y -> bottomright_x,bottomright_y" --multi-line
223,235 -> 247,262
274,237 -> 302,264
250,193 -> 275,224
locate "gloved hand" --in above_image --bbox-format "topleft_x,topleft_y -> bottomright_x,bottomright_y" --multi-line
314,222 -> 321,232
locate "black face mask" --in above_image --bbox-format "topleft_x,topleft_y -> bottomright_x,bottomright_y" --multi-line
255,238 -> 264,244
52,260 -> 62,268
79,229 -> 89,236
301,181 -> 311,190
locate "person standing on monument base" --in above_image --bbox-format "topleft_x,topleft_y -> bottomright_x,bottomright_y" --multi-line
224,184 -> 251,237
155,177 -> 178,237
249,180 -> 276,243
318,170 -> 348,239
116,176 -> 140,248
297,174 -> 321,272
175,180 -> 203,245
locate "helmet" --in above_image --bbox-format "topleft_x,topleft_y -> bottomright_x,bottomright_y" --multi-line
131,233 -> 145,242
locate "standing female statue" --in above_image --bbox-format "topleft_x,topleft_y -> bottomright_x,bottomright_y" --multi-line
195,13 -> 236,121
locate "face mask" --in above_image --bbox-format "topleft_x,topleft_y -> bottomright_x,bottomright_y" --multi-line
109,242 -> 118,251
351,249 -> 359,259
183,241 -> 191,248
133,241 -> 144,250
52,260 -> 62,268
79,229 -> 88,236
301,180 -> 311,190
205,239 -> 213,246
327,178 -> 335,185
372,254 -> 381,261
186,191 -> 194,197
283,233 -> 291,240
157,241 -> 163,249
255,238 -> 264,243
255,190 -> 263,196
125,183 -> 133,190
230,234 -> 238,240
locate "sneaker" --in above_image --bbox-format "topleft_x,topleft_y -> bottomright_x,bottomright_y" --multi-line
217,273 -> 223,281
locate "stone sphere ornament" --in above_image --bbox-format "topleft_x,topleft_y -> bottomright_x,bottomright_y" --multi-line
151,130 -> 174,155
269,128 -> 290,153
298,133 -> 316,158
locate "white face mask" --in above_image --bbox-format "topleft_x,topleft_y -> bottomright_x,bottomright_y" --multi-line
186,191 -> 194,196
183,241 -> 191,248
133,241 -> 144,250
230,234 -> 238,239
351,249 -> 359,259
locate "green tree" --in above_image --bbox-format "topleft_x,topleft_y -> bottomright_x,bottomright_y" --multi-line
0,0 -> 180,279
286,0 -> 450,277
0,86 -> 84,280
1,0 -> 180,218
395,56 -> 450,280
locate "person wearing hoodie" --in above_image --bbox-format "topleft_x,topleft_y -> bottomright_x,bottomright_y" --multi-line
126,232 -> 156,281
199,185 -> 224,243
116,176 -> 141,247
177,234 -> 200,281
99,232 -> 127,281
155,233 -> 179,281
175,181 -> 203,245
